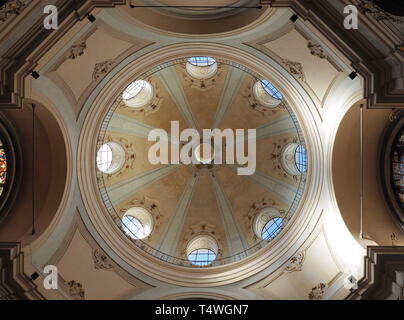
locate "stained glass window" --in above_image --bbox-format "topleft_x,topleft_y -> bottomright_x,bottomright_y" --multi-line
0,140 -> 7,197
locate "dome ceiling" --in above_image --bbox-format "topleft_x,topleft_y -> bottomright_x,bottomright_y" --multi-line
95,57 -> 307,267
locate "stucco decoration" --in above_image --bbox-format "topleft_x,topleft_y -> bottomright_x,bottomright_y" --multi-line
308,282 -> 327,300
67,41 -> 87,60
284,251 -> 305,273
243,80 -> 284,115
281,59 -> 305,81
93,59 -> 115,81
0,0 -> 27,25
67,280 -> 85,299
358,0 -> 404,24
92,248 -> 113,270
307,41 -> 327,59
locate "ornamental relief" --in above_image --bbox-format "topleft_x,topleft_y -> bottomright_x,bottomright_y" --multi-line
180,222 -> 223,262
358,0 -> 404,24
92,248 -> 113,270
0,0 -> 28,25
118,78 -> 163,116
102,135 -> 136,179
270,136 -> 301,182
67,280 -> 85,300
284,251 -> 305,273
92,59 -> 115,81
307,41 -> 327,60
118,196 -> 163,242
243,80 -> 285,116
180,63 -> 223,91
308,282 -> 327,300
244,198 -> 286,242
281,59 -> 305,81
67,41 -> 87,60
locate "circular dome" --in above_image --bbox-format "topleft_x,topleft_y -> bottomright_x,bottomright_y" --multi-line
96,142 -> 125,174
89,56 -> 308,270
122,80 -> 154,108
186,57 -> 218,80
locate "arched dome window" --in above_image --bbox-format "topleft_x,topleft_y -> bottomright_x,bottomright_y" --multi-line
253,80 -> 282,108
281,143 -> 308,176
186,56 -> 218,80
253,208 -> 283,240
96,142 -> 125,174
295,145 -> 308,173
121,207 -> 154,240
186,235 -> 218,266
0,140 -> 7,197
122,80 -> 154,108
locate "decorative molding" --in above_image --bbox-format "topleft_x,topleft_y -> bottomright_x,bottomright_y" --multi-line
308,282 -> 327,300
66,41 -> 87,60
307,41 -> 327,59
93,59 -> 115,81
92,248 -> 113,270
103,135 -> 136,179
0,0 -> 28,25
358,0 -> 404,24
67,280 -> 85,299
284,251 -> 305,273
281,59 -> 305,81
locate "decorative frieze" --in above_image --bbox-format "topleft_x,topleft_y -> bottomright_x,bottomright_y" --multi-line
93,59 -> 115,81
92,248 -> 113,270
67,41 -> 87,59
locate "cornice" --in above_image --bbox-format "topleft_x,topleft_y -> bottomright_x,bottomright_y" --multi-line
346,246 -> 404,300
266,0 -> 404,108
0,0 -> 126,109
